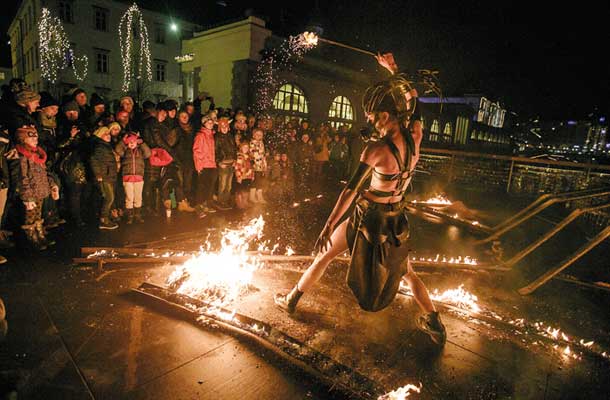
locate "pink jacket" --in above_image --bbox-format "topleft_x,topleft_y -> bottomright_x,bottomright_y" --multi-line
193,127 -> 216,171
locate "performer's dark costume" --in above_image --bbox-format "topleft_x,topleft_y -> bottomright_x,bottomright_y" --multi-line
346,124 -> 416,311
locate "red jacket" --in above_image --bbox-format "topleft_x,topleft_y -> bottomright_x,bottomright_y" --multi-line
193,127 -> 216,172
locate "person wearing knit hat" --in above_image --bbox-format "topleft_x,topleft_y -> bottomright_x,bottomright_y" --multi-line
107,122 -> 122,140
16,89 -> 41,108
200,112 -> 216,125
119,96 -> 134,114
93,126 -> 110,140
71,88 -> 87,108
63,100 -> 80,114
39,92 -> 59,109
215,116 -> 236,210
12,125 -> 59,250
35,92 -> 65,230
90,125 -> 118,230
90,93 -> 105,109
85,93 -> 106,133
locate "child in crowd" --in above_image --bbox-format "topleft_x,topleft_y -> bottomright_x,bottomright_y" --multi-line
115,132 -> 151,224
248,128 -> 267,204
90,126 -> 119,230
329,133 -> 349,180
234,141 -> 254,209
280,153 -> 294,201
9,126 -> 59,250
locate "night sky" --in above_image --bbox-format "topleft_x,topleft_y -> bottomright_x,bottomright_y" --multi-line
2,0 -> 608,120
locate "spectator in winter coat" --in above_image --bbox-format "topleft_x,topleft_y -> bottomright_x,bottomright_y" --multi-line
234,141 -> 254,209
115,132 -> 151,224
34,92 -> 64,229
175,110 -> 195,203
57,104 -> 88,227
8,126 -> 59,250
329,134 -> 349,180
85,93 -> 106,133
0,125 -> 13,255
193,113 -> 217,214
248,128 -> 267,204
8,89 -> 40,139
294,132 -> 314,190
215,117 -> 236,209
90,126 -> 119,230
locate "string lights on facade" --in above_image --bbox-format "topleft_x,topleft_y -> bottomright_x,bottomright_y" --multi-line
38,8 -> 88,83
118,3 -> 153,93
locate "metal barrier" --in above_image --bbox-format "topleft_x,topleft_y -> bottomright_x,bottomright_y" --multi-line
475,187 -> 610,244
518,226 -> 610,295
504,202 -> 610,268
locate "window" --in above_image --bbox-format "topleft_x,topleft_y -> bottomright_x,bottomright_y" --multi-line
95,48 -> 109,73
273,84 -> 309,119
155,61 -> 166,81
93,7 -> 108,31
327,96 -> 354,129
59,1 -> 74,24
443,122 -> 452,135
154,24 -> 165,44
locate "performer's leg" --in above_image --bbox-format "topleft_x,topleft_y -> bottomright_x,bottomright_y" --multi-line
275,219 -> 349,313
404,259 -> 447,346
403,259 -> 435,313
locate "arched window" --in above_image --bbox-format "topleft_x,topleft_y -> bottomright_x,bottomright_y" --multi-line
327,96 -> 354,129
443,122 -> 452,135
273,84 -> 309,121
430,119 -> 440,134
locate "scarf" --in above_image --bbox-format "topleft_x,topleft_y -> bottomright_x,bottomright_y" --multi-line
179,121 -> 193,135
16,144 -> 47,165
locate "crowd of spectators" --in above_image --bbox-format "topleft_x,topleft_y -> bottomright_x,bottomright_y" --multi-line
0,79 -> 367,264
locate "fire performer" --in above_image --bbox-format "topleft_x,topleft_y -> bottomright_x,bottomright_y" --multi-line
275,53 -> 446,345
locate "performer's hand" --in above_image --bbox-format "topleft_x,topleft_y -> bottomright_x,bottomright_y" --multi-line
314,223 -> 334,254
24,201 -> 36,211
376,52 -> 398,74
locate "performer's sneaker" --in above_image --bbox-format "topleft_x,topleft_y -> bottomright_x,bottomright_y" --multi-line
274,286 -> 303,314
417,311 -> 447,346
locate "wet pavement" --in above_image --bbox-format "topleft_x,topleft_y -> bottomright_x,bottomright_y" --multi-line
1,183 -> 609,399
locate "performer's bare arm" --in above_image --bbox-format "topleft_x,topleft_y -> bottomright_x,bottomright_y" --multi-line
314,143 -> 384,253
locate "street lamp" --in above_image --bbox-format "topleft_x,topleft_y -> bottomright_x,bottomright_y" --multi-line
170,22 -> 178,32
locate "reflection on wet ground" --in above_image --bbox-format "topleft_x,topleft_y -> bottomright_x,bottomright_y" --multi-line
1,184 -> 609,399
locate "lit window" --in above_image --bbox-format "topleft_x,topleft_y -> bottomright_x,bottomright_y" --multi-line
273,83 -> 309,119
327,96 -> 354,129
94,7 -> 109,31
95,48 -> 109,73
443,122 -> 452,135
430,119 -> 440,134
155,61 -> 166,82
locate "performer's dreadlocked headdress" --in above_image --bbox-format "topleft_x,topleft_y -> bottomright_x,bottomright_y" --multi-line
362,73 -> 417,127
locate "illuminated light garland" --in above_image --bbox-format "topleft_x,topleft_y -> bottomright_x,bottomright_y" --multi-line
38,8 -> 88,83
174,53 -> 194,63
118,3 -> 153,93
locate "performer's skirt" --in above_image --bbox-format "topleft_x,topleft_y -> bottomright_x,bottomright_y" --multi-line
346,198 -> 411,312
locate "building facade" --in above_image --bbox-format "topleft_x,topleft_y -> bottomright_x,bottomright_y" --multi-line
0,67 -> 12,87
419,96 -> 512,153
181,17 -> 369,127
8,0 -> 200,103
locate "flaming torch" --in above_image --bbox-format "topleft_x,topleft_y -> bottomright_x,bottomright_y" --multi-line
300,31 -> 377,57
